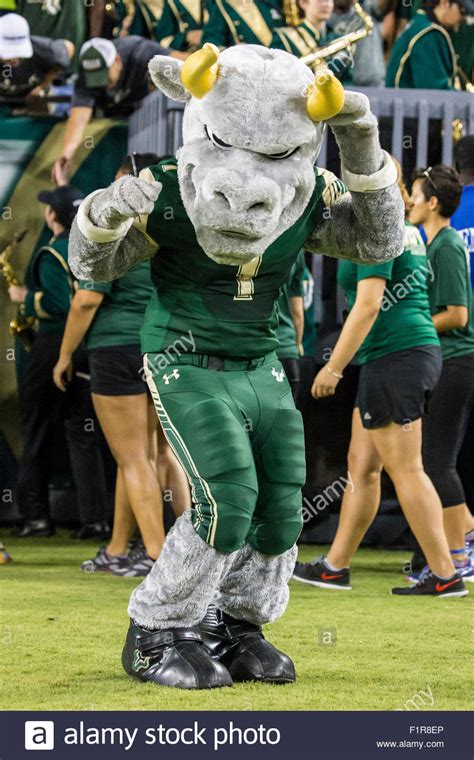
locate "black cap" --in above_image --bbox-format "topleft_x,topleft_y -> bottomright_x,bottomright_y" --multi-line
37,186 -> 84,226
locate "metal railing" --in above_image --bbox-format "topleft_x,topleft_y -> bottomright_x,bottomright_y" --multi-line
129,86 -> 474,166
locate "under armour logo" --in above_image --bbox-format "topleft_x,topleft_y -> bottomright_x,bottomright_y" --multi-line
272,367 -> 285,382
163,369 -> 180,384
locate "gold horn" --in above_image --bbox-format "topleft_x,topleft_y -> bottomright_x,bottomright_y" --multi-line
306,67 -> 345,122
180,43 -> 220,99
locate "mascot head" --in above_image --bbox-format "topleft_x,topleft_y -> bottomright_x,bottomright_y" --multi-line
149,44 -> 344,265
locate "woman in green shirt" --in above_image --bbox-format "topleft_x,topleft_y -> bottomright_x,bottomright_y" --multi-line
293,162 -> 467,597
410,165 -> 474,583
54,153 -> 190,577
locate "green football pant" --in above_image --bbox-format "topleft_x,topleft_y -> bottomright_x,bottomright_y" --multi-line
144,352 -> 305,555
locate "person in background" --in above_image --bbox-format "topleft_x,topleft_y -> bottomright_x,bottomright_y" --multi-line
51,37 -> 186,186
293,161 -> 468,598
452,136 -> 474,552
14,0 -> 88,71
409,165 -> 474,582
202,0 -> 284,47
385,0 -> 471,89
0,13 -> 74,99
330,0 -> 386,85
276,251 -> 305,402
114,0 -> 165,38
53,153 -> 191,577
272,0 -> 354,81
155,0 -> 205,51
9,186 -> 110,539
302,259 -> 317,357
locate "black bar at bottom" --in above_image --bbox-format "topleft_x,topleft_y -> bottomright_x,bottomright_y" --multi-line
1,710 -> 472,759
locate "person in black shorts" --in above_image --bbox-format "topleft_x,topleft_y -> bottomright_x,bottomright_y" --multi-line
408,165 -> 474,583
53,153 -> 191,576
293,161 -> 468,598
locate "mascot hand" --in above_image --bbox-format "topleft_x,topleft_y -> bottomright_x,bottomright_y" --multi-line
90,176 -> 163,230
107,176 -> 162,221
325,91 -> 371,128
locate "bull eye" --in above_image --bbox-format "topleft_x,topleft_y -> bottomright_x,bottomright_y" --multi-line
267,147 -> 299,160
205,125 -> 232,150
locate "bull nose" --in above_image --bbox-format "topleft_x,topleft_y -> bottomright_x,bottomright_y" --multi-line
214,191 -> 269,214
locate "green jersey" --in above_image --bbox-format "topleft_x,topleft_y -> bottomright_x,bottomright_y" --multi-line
24,233 -> 73,336
276,250 -> 305,360
156,0 -> 204,50
79,261 -> 154,350
426,226 -> 474,360
114,0 -> 165,38
15,0 -> 86,71
139,159 -> 346,358
386,10 -> 457,89
337,222 -> 439,365
202,0 -> 283,47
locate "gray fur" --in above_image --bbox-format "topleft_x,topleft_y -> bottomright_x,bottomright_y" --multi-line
216,544 -> 298,625
69,223 -> 156,281
128,511 -> 235,630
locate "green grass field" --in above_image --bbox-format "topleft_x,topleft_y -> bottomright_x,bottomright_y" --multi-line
1,535 -> 472,711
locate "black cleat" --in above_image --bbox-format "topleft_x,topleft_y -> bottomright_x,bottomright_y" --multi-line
122,619 -> 233,690
70,521 -> 111,540
391,571 -> 468,598
199,606 -> 295,684
13,518 -> 55,538
292,558 -> 351,590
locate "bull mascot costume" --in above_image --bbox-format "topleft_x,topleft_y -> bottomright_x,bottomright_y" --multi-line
70,44 -> 404,690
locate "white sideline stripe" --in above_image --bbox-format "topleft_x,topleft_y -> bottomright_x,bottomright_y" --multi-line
144,355 -> 219,545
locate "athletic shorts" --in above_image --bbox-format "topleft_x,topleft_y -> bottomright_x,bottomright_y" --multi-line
88,345 -> 148,396
355,345 -> 442,430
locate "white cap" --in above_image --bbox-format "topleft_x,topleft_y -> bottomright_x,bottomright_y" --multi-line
0,14 -> 33,60
79,38 -> 117,68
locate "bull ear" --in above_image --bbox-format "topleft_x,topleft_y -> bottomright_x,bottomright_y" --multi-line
148,55 -> 191,103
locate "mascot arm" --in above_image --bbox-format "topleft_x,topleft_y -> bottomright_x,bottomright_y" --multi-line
68,175 -> 161,282
304,92 -> 405,264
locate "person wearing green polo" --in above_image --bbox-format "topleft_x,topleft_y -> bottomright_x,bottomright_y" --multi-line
202,0 -> 283,47
156,0 -> 206,51
276,250 -> 305,399
385,0 -> 471,88
53,153 -> 190,578
294,162 -> 467,598
410,165 -> 474,583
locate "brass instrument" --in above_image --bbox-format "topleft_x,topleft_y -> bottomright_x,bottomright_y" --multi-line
0,230 -> 36,351
283,0 -> 301,26
301,3 -> 374,69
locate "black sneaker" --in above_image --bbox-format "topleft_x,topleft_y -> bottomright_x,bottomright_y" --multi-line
122,619 -> 233,689
111,546 -> 154,577
391,571 -> 468,598
81,547 -> 130,574
13,518 -> 55,538
292,557 -> 352,590
70,521 -> 111,540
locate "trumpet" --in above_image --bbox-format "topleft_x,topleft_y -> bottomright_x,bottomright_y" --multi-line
301,3 -> 374,68
0,230 -> 36,351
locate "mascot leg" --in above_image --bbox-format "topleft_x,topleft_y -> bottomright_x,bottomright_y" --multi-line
122,357 -> 264,689
123,511 -> 235,689
200,401 -> 305,684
